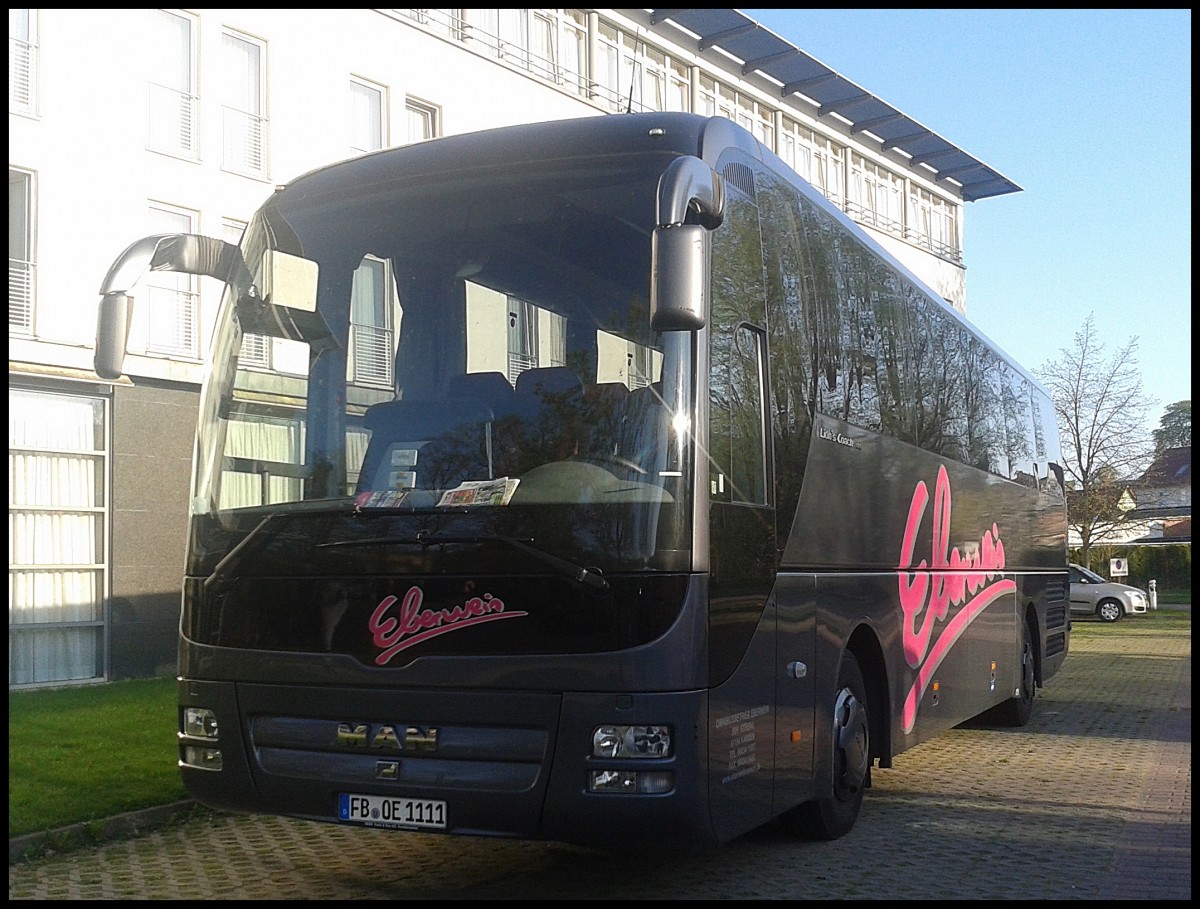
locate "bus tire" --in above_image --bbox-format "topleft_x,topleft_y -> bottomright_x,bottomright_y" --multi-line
982,619 -> 1036,727
786,651 -> 870,840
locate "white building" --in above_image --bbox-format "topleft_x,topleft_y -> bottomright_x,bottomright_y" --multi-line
8,8 -> 1021,687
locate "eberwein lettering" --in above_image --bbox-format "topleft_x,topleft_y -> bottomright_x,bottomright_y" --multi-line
370,586 -> 529,665
897,465 -> 1015,734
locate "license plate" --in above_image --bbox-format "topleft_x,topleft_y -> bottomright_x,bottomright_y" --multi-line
338,793 -> 447,830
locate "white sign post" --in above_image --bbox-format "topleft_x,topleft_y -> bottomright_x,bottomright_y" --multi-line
1110,557 -> 1129,578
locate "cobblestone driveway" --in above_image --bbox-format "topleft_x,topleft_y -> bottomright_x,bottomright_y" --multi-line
10,614 -> 1190,900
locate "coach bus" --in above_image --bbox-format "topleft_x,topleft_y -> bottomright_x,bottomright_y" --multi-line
94,112 -> 1069,847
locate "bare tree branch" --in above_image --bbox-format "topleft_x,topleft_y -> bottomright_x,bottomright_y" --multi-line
1035,314 -> 1156,563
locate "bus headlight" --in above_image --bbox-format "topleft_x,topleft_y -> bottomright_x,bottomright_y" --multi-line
589,769 -> 674,794
182,746 -> 224,769
183,706 -> 219,738
180,706 -> 222,770
592,724 -> 672,758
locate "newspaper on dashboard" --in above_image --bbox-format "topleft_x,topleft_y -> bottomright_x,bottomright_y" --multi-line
436,477 -> 521,507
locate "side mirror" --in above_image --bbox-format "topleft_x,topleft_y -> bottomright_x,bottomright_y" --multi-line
650,156 -> 724,333
94,292 -> 134,380
651,225 -> 707,332
94,234 -> 250,379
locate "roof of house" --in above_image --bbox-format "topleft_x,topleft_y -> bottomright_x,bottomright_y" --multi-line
1138,446 -> 1191,488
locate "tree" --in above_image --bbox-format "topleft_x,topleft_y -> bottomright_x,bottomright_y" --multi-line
1035,314 -> 1156,565
1153,400 -> 1192,452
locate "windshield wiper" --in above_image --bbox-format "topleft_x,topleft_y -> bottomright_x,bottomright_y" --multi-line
318,530 -> 610,593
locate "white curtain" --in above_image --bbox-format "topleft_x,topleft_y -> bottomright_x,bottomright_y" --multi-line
219,416 -> 304,509
9,389 -> 105,684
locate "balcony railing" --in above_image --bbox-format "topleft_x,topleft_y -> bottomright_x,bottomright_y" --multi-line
148,83 -> 198,157
352,323 -> 394,385
223,106 -> 268,177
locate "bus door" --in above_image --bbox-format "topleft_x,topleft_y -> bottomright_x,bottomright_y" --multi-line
704,164 -> 778,841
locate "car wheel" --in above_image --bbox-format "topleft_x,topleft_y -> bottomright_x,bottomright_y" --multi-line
784,652 -> 870,840
1096,599 -> 1123,623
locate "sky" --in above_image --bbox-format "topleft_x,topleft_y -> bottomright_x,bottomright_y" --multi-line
741,9 -> 1191,437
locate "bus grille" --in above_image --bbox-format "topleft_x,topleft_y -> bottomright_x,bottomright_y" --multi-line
250,714 -> 550,791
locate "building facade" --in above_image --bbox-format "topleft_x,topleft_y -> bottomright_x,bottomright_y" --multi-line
1104,446 -> 1192,546
8,8 -> 1020,687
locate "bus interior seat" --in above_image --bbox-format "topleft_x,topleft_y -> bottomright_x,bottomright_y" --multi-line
513,366 -> 584,465
578,381 -> 629,460
514,366 -> 583,411
446,371 -> 521,476
358,397 -> 495,492
447,371 -> 517,418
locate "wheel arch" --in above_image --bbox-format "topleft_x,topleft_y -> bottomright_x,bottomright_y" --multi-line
846,624 -> 892,770
1024,600 -> 1044,687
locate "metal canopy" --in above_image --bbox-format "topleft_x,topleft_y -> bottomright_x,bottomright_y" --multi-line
629,9 -> 1021,202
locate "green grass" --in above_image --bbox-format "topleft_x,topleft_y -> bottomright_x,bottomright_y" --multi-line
1068,606 -> 1192,637
1153,589 -> 1191,605
8,677 -> 187,838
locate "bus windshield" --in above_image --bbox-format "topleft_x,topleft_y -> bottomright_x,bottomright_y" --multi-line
190,150 -> 695,577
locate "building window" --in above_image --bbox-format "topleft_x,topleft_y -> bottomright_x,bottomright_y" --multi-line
350,77 -> 387,156
507,297 -> 539,383
908,185 -> 961,262
9,8 -> 37,115
848,152 -> 904,234
404,96 -> 439,143
403,8 -> 462,39
697,75 -> 775,145
349,256 -> 396,386
222,30 -> 268,177
504,295 -> 565,383
146,203 -> 199,358
460,9 -> 533,69
147,9 -> 198,158
9,388 -> 108,686
219,411 -> 304,509
697,74 -> 736,121
9,168 -> 35,336
779,117 -> 846,208
596,22 -> 689,114
530,9 -> 587,93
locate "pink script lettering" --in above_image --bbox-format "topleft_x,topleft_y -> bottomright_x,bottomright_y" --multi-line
370,586 -> 529,666
897,465 -> 1015,734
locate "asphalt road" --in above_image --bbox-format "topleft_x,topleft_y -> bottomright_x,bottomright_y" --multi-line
9,609 -> 1191,900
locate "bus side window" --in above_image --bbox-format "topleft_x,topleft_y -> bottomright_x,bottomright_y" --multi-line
709,167 -> 768,506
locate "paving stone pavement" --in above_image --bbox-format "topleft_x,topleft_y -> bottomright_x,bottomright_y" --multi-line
9,610 -> 1190,900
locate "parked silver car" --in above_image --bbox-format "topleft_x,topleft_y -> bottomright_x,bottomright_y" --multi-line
1068,563 -> 1149,622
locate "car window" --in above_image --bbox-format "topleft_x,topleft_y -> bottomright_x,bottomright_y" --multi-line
1070,565 -> 1105,584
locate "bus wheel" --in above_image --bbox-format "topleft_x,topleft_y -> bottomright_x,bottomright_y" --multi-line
786,651 -> 870,840
982,620 -> 1035,727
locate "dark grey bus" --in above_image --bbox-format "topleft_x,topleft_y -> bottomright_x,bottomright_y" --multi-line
95,112 -> 1069,848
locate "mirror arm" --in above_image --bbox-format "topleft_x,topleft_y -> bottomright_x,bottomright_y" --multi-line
94,234 -> 250,380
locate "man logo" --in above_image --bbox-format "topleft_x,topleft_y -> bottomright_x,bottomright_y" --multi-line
336,723 -> 439,752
